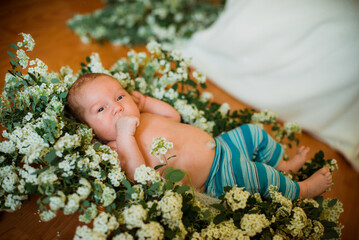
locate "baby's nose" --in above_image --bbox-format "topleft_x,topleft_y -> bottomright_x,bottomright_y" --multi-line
112,103 -> 124,115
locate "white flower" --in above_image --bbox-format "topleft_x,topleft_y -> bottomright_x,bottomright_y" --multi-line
39,210 -> 57,222
93,212 -> 119,235
136,221 -> 164,240
157,190 -> 185,232
122,204 -> 148,229
218,103 -> 230,117
108,167 -> 125,187
38,169 -> 58,185
19,32 -> 35,51
286,207 -> 307,237
4,194 -> 26,212
134,164 -> 162,185
77,178 -> 92,200
74,225 -> 105,240
101,186 -> 116,207
88,53 -> 109,73
164,88 -> 178,100
19,164 -> 39,184
135,77 -> 147,93
16,49 -> 29,69
251,109 -> 277,124
146,41 -> 162,56
79,203 -> 98,224
64,193 -> 81,215
200,92 -> 213,102
224,186 -> 251,211
192,70 -> 206,84
113,232 -> 134,240
49,196 -> 65,211
170,49 -> 182,61
149,137 -> 173,163
0,140 -> 16,154
284,122 -> 301,135
241,214 -> 270,237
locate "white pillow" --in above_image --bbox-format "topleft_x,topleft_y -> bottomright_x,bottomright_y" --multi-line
179,0 -> 359,171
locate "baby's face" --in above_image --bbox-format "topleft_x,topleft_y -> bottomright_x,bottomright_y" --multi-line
77,75 -> 140,142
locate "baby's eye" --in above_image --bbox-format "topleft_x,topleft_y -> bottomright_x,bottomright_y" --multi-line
117,96 -> 123,101
98,107 -> 105,112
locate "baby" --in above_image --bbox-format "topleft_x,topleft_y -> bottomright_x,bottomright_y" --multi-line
67,73 -> 332,200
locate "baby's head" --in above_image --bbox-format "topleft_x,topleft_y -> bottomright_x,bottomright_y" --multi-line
67,73 -> 109,123
67,73 -> 140,142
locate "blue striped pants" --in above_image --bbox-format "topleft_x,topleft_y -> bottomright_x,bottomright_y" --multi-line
204,124 -> 300,200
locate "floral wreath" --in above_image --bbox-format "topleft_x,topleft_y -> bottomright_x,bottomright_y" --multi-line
0,33 -> 343,239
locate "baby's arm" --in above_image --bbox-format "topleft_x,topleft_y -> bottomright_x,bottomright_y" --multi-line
131,91 -> 181,122
108,116 -> 145,180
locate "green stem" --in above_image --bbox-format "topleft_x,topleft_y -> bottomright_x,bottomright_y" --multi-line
181,168 -> 196,200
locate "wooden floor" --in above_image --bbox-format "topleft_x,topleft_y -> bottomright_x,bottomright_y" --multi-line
0,0 -> 358,239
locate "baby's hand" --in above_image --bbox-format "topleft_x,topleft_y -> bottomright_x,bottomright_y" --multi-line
115,116 -> 140,136
131,91 -> 146,111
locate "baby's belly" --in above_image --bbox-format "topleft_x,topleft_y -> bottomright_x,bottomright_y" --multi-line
135,114 -> 216,190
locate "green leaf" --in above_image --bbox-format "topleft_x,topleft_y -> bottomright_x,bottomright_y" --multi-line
167,169 -> 185,182
51,78 -> 60,83
149,182 -> 160,191
122,179 -> 133,191
165,180 -> 173,190
321,220 -> 337,228
42,196 -> 50,204
32,166 -> 49,175
164,229 -> 175,239
82,200 -> 90,207
45,150 -> 57,164
175,185 -> 190,194
9,43 -> 18,50
327,199 -> 338,208
93,142 -> 101,151
211,203 -> 226,211
314,196 -> 323,206
322,230 -> 339,239
213,212 -> 226,224
154,164 -> 166,170
86,56 -> 91,63
40,96 -> 48,102
7,51 -> 17,59
10,58 -> 18,67
59,92 -> 68,99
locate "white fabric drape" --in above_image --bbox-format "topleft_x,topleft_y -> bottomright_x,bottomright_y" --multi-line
178,0 -> 359,171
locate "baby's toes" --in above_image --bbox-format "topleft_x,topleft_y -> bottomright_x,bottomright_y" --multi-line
303,146 -> 310,154
297,146 -> 305,153
319,167 -> 329,175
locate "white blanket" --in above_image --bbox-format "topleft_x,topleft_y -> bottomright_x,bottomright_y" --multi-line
178,0 -> 359,171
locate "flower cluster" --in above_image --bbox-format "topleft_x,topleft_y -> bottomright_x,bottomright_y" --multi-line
149,137 -> 173,162
67,0 -> 225,46
0,33 -> 342,239
134,164 -> 163,185
224,186 -> 250,211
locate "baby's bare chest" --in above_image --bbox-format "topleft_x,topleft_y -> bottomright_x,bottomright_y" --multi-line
135,114 -> 215,168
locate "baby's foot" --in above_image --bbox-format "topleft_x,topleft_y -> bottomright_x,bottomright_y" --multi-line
298,167 -> 332,199
277,146 -> 309,174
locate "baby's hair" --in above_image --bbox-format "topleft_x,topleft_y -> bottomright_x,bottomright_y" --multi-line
67,73 -> 113,123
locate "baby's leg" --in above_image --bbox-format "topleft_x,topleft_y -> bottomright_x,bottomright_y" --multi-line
231,124 -> 284,167
276,146 -> 309,174
298,167 -> 332,199
240,161 -> 301,200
